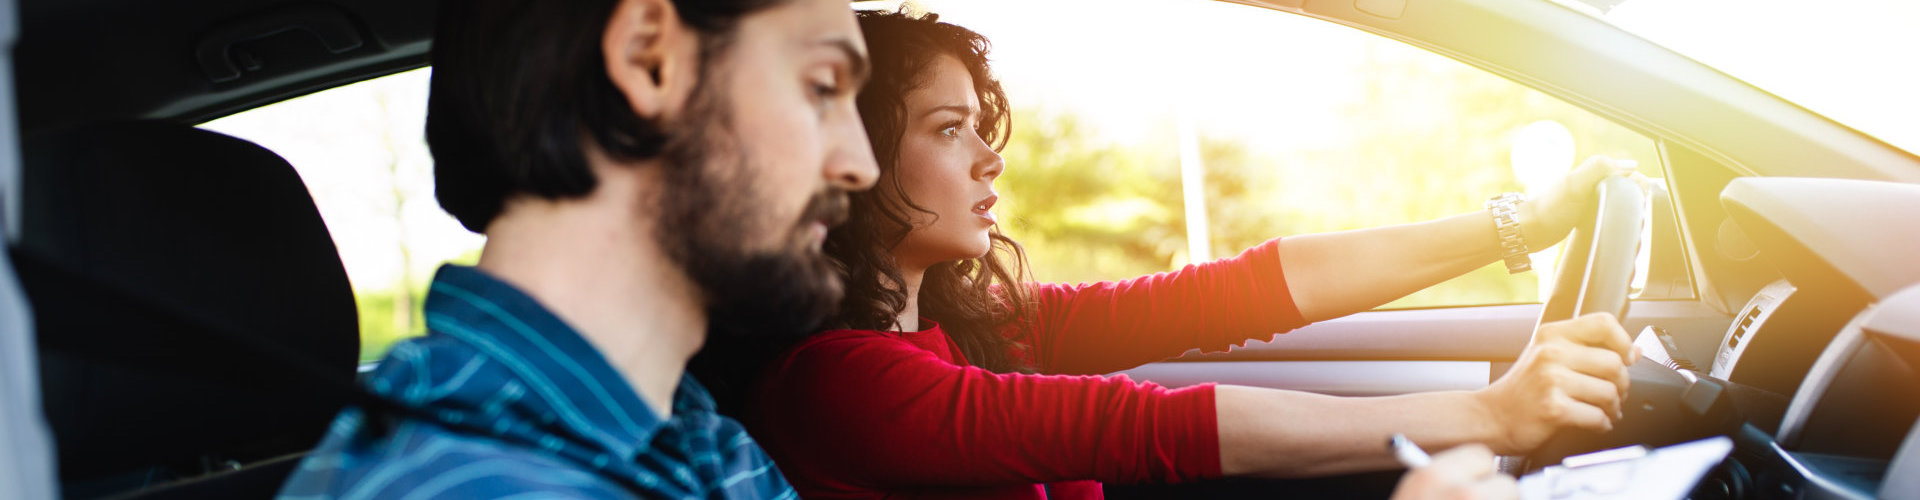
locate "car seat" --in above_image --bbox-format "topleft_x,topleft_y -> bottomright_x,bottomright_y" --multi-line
11,120 -> 359,498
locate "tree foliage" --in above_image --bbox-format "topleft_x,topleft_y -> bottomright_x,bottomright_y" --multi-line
994,44 -> 1659,309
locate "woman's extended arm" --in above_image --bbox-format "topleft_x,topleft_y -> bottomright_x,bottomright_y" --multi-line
1019,157 -> 1635,374
1279,211 -> 1508,323
1215,385 -> 1500,477
749,313 -> 1633,487
1216,313 -> 1635,477
752,331 -> 1227,489
1281,156 -> 1635,322
1021,238 -> 1307,375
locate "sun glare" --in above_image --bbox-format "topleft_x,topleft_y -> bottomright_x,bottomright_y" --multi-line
206,0 -> 1919,358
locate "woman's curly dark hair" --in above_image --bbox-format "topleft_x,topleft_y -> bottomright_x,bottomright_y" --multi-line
828,9 -> 1035,373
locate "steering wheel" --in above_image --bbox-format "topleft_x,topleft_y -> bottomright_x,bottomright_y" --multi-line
1534,175 -> 1647,328
1519,175 -> 1653,471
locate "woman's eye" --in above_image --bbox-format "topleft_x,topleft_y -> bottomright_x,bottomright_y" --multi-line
939,122 -> 964,138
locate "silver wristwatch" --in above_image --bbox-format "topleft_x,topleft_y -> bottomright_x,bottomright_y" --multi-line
1485,193 -> 1532,274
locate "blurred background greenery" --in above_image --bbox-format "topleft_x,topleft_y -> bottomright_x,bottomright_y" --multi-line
994,45 -> 1658,308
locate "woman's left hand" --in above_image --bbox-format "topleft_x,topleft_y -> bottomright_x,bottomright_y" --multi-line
1519,156 -> 1639,250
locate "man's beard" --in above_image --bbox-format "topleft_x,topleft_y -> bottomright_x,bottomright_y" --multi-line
652,86 -> 849,346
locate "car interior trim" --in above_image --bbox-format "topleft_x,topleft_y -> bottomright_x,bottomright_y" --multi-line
0,0 -> 57,495
1224,0 -> 1920,184
1777,282 -> 1920,452
1721,177 -> 1920,301
1119,360 -> 1491,397
1161,300 -> 1724,363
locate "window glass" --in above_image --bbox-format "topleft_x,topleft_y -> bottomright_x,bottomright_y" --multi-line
920,0 -> 1682,308
199,0 -> 1699,361
1548,0 -> 1920,156
200,68 -> 478,361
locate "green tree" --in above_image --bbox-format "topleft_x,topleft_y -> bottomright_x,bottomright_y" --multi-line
994,42 -> 1658,309
997,110 -> 1186,284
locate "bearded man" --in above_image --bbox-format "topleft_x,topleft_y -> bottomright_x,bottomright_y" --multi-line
276,0 -> 878,497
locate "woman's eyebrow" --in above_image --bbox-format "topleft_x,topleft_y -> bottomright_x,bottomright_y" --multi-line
918,104 -> 976,120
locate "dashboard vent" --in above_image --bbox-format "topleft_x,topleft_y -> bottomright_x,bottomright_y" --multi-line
1728,305 -> 1764,350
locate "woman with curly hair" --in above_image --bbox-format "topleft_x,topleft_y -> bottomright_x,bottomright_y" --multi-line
743,9 -> 1637,499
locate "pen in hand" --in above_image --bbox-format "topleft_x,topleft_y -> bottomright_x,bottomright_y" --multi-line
1389,433 -> 1432,468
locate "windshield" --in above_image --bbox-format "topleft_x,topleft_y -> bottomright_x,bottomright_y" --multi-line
1553,0 -> 1920,156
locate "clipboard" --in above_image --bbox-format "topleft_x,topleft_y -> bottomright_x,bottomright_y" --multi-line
1519,436 -> 1732,500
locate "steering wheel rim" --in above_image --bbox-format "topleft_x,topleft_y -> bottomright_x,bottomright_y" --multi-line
1535,175 -> 1648,328
1515,175 -> 1649,473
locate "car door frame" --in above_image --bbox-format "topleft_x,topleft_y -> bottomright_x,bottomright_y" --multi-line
1124,0 -> 1920,395
1,0 -> 61,497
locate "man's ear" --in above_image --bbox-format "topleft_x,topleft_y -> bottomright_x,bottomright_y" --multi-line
603,0 -> 694,120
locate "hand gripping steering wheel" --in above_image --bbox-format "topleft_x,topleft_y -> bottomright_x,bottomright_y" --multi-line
1520,175 -> 1655,471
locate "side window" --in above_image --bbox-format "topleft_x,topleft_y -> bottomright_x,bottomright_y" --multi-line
934,1 -> 1687,309
200,68 -> 480,361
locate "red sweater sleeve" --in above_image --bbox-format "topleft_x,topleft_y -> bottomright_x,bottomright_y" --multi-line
751,331 -> 1220,492
1017,237 -> 1307,375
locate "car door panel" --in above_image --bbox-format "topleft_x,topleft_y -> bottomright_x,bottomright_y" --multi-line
1121,299 -> 1729,395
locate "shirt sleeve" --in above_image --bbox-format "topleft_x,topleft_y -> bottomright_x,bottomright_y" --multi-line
751,332 -> 1221,490
1016,237 -> 1307,376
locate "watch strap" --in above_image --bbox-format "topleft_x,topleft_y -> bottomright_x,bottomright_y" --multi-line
1486,193 -> 1532,274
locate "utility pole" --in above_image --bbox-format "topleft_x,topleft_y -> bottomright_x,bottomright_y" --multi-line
1177,110 -> 1212,264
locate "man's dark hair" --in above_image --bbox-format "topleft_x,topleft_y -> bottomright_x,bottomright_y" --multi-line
427,0 -> 786,232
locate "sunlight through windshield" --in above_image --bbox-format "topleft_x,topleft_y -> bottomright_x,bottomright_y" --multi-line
1552,0 -> 1920,155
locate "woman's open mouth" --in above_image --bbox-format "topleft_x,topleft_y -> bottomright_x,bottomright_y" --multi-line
973,194 -> 998,224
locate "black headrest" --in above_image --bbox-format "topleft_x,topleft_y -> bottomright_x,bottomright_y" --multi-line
14,120 -> 358,482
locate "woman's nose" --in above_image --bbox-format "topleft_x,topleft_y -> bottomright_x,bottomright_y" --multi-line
974,147 -> 1004,181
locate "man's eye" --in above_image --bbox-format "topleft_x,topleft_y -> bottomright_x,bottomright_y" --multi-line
809,81 -> 838,116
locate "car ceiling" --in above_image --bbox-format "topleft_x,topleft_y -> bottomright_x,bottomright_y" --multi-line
17,0 -> 1920,184
14,0 -> 435,133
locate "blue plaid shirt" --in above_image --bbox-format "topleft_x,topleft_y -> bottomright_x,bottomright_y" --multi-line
277,265 -> 794,499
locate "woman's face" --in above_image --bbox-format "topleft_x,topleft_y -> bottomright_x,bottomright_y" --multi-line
889,55 -> 1005,270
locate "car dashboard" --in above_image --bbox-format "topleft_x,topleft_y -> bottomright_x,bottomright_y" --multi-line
1645,177 -> 1920,499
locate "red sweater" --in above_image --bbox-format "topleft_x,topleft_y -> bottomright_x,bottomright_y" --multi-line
748,239 -> 1306,499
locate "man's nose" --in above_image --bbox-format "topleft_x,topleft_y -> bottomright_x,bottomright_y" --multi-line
827,116 -> 879,191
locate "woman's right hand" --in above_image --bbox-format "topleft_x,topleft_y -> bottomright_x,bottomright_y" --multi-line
1474,312 -> 1636,454
1389,444 -> 1517,500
